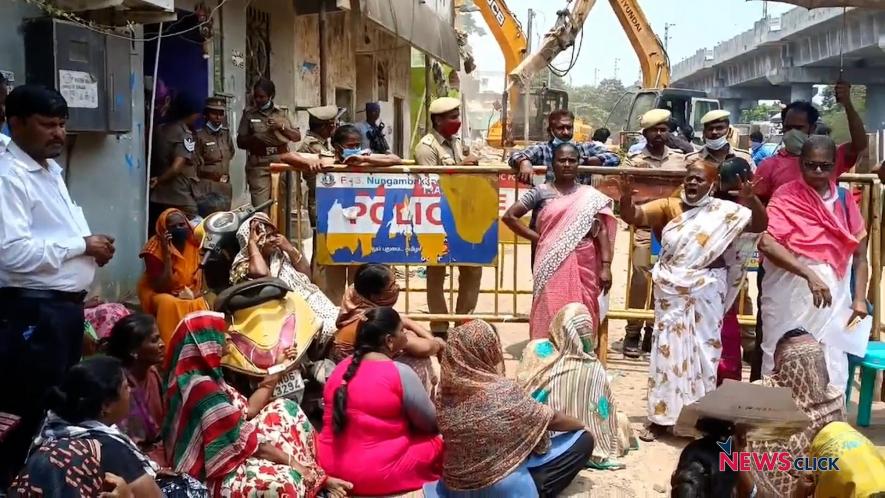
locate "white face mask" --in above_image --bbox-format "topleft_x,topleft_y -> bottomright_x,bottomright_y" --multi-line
680,184 -> 715,207
705,135 -> 729,151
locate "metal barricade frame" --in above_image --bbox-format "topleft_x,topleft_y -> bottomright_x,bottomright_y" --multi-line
268,163 -> 883,366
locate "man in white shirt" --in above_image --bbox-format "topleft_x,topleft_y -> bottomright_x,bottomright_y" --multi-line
0,85 -> 115,484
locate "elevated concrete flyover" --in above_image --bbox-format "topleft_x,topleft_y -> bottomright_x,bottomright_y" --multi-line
672,6 -> 885,129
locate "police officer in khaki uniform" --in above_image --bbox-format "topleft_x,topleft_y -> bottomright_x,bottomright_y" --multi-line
149,93 -> 202,234
236,78 -> 301,209
294,105 -> 352,303
193,96 -> 235,210
621,109 -> 689,357
414,97 -> 480,334
685,110 -> 755,169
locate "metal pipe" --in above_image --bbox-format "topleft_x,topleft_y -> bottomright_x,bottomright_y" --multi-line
319,1 -> 328,105
523,8 -> 533,143
145,22 -> 163,233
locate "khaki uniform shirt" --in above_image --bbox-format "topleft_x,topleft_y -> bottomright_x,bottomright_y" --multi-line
625,146 -> 688,246
294,131 -> 334,224
237,106 -> 294,166
625,146 -> 687,170
150,121 -> 198,212
414,129 -> 464,166
195,127 -> 235,180
685,146 -> 755,168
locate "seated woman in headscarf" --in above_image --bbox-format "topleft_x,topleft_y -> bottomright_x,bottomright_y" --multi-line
426,320 -> 594,498
163,311 -> 352,498
619,160 -> 766,442
103,313 -> 168,467
796,421 -> 885,498
318,307 -> 443,496
333,263 -> 444,390
517,303 -> 636,470
11,356 -> 207,498
758,135 -> 868,390
746,329 -> 845,498
137,208 -> 208,345
230,212 -> 340,346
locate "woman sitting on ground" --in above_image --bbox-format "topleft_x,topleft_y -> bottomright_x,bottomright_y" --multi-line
795,421 -> 885,498
670,418 -> 753,498
137,208 -> 208,345
427,320 -> 594,498
502,142 -> 616,339
230,212 -> 340,344
517,303 -> 636,470
103,313 -> 168,466
318,307 -> 444,496
11,356 -> 206,498
163,311 -> 352,498
619,160 -> 766,442
747,329 -> 845,498
333,263 -> 444,390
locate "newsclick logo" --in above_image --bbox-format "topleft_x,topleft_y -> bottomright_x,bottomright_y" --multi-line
716,437 -> 839,472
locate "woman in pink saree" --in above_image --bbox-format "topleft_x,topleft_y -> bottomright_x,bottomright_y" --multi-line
503,142 -> 616,339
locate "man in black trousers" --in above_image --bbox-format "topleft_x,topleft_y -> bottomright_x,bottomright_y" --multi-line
0,85 -> 115,485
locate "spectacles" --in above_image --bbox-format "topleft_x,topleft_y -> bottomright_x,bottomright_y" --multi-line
802,161 -> 835,172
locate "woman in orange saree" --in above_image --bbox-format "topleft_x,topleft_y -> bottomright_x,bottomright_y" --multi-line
137,208 -> 208,345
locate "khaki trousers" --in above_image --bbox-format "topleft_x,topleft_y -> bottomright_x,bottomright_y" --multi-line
426,265 -> 483,333
626,231 -> 653,336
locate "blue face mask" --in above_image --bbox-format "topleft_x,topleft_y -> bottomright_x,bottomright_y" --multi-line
551,136 -> 574,147
341,147 -> 363,160
206,122 -> 223,133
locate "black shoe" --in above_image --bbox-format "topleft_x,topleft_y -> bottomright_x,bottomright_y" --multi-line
623,333 -> 641,359
641,329 -> 653,354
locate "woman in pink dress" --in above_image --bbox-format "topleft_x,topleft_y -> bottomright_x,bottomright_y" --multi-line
318,307 -> 443,496
502,142 -> 616,339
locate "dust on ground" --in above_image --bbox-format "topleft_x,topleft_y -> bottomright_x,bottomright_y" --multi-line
394,220 -> 885,498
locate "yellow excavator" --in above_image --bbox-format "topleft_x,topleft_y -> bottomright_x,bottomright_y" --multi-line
474,0 -> 592,147
478,0 -> 721,144
601,0 -> 721,138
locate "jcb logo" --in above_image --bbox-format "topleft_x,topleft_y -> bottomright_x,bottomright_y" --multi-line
486,0 -> 505,26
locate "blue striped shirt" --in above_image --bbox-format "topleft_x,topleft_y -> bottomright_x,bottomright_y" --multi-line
508,140 -> 621,183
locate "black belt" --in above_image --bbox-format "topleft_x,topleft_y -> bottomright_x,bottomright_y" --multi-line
0,287 -> 87,304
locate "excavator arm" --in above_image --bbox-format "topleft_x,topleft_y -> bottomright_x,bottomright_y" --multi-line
507,0 -> 596,90
473,0 -> 528,75
509,0 -> 669,91
608,0 -> 669,89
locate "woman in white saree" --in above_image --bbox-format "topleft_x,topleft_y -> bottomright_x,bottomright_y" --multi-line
757,135 -> 868,391
619,160 -> 767,441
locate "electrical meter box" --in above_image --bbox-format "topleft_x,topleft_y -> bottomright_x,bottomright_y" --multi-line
24,18 -> 132,133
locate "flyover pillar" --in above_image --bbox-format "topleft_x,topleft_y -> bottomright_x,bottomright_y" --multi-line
865,85 -> 885,131
721,99 -> 742,121
790,84 -> 815,103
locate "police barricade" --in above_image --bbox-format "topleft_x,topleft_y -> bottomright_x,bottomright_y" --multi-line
268,163 -> 883,365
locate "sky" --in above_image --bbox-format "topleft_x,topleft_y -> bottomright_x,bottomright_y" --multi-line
466,0 -> 796,87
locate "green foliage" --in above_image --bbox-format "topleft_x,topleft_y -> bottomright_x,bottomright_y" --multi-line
460,1 -> 486,37
818,85 -> 866,144
740,103 -> 779,123
567,79 -> 630,130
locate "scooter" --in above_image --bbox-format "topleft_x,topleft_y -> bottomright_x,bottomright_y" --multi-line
199,200 -> 322,402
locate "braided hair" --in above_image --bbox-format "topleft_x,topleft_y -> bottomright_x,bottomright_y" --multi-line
332,306 -> 402,434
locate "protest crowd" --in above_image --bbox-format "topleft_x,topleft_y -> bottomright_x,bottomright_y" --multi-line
1,66 -> 885,498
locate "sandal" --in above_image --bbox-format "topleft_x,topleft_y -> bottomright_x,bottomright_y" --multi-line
586,458 -> 626,471
639,423 -> 669,442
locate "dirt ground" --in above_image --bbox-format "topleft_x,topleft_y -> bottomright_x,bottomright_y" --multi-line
390,221 -> 885,497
